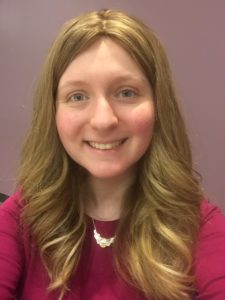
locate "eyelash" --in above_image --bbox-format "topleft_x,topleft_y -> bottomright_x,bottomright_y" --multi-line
68,92 -> 88,102
116,88 -> 138,99
66,88 -> 138,103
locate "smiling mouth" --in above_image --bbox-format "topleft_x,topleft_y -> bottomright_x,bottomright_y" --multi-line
87,139 -> 125,150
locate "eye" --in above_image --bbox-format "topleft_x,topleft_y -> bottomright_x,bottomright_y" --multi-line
117,88 -> 137,99
69,93 -> 88,102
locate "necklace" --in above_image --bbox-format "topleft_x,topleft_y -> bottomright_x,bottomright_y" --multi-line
92,219 -> 116,248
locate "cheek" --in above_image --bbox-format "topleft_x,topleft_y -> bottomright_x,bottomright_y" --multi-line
56,110 -> 80,139
55,113 -> 69,138
130,107 -> 155,136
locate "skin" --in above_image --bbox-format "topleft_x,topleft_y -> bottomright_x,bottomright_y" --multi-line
56,38 -> 155,220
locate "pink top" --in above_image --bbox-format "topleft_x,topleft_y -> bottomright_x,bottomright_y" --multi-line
0,191 -> 225,299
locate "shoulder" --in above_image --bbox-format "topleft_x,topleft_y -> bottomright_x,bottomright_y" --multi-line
0,190 -> 27,251
0,190 -> 24,228
194,199 -> 225,299
0,190 -> 30,251
200,200 -> 225,227
0,191 -> 27,298
198,200 -> 225,245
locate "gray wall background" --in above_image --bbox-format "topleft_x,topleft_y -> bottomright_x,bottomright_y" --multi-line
0,0 -> 224,211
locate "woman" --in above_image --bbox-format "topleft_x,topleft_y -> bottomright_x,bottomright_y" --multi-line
0,8 -> 225,300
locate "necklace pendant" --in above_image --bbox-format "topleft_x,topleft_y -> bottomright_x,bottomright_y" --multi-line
93,229 -> 115,248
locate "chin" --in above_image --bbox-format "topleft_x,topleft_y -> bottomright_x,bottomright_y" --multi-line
87,166 -> 135,180
89,172 -> 123,180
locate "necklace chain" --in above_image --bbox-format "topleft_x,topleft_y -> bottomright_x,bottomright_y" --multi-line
92,219 -> 116,248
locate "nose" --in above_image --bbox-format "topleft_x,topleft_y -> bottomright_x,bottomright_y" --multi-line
89,97 -> 118,130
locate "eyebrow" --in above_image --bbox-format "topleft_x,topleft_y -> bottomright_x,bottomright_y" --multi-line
59,80 -> 86,90
58,74 -> 149,90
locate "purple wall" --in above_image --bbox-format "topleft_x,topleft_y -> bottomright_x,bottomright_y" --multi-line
0,0 -> 224,211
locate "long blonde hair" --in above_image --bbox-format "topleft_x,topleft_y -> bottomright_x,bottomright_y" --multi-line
18,9 -> 202,299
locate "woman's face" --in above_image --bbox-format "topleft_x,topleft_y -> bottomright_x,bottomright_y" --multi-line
56,38 -> 155,180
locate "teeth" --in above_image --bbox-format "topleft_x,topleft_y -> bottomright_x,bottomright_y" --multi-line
88,140 -> 123,150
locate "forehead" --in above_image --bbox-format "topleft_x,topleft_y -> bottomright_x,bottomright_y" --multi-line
58,37 -> 148,88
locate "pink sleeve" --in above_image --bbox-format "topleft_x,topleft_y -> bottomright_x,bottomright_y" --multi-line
0,192 -> 25,299
195,201 -> 225,299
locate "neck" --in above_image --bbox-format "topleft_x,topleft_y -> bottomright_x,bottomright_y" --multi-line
85,172 -> 136,221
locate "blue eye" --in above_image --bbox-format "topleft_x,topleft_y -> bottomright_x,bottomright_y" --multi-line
118,89 -> 137,98
69,93 -> 88,102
